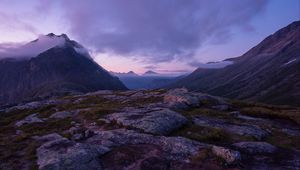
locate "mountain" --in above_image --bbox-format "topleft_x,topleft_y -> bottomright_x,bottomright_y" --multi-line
0,33 -> 127,106
143,70 -> 158,76
112,70 -> 184,90
169,21 -> 300,106
111,71 -> 139,77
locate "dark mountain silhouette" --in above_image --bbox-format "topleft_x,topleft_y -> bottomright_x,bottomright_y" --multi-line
0,33 -> 127,105
169,21 -> 300,106
143,70 -> 158,75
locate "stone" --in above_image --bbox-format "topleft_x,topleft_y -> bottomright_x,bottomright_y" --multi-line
36,133 -> 110,170
193,116 -> 269,140
15,113 -> 44,127
105,108 -> 188,135
49,111 -> 77,119
5,99 -> 64,113
211,146 -> 241,164
233,142 -> 277,154
86,129 -> 209,161
164,88 -> 200,109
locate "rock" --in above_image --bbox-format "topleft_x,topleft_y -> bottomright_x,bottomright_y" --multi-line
33,133 -> 64,143
49,111 -> 77,119
36,133 -> 110,170
211,146 -> 241,164
85,90 -> 113,96
281,128 -> 300,137
16,130 -> 23,135
86,129 -> 209,161
164,88 -> 200,109
72,133 -> 84,141
84,129 -> 94,138
15,113 -> 44,127
105,108 -> 188,135
193,116 -> 269,140
5,99 -> 64,113
163,88 -> 230,109
233,142 -> 277,154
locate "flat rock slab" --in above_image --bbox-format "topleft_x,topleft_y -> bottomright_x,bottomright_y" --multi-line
49,110 -> 78,119
105,108 -> 188,135
193,116 -> 269,140
36,133 -> 110,170
86,129 -> 209,161
233,142 -> 277,154
15,113 -> 44,127
163,88 -> 229,109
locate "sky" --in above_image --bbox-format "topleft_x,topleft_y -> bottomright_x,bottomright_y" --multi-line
0,0 -> 299,74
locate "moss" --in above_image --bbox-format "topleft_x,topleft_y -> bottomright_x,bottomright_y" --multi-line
173,124 -> 232,144
19,118 -> 72,136
181,108 -> 239,123
240,107 -> 300,125
0,104 -> 56,126
0,135 -> 40,170
266,129 -> 300,150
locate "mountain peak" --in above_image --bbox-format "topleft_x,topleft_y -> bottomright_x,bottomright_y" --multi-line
144,70 -> 158,75
46,33 -> 70,40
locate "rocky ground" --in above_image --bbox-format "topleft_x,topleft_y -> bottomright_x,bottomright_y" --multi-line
0,88 -> 299,170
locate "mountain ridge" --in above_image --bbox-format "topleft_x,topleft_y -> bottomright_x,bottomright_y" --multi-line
169,21 -> 300,106
0,33 -> 127,106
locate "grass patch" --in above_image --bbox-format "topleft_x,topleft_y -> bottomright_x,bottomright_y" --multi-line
19,118 -> 72,136
173,123 -> 232,144
266,129 -> 300,150
240,107 -> 300,125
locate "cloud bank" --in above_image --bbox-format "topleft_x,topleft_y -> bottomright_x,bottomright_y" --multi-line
0,35 -> 65,59
56,0 -> 268,63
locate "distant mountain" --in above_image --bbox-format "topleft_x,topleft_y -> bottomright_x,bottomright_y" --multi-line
111,71 -> 139,77
0,33 -> 127,105
170,21 -> 300,106
143,70 -> 158,76
111,70 -> 185,90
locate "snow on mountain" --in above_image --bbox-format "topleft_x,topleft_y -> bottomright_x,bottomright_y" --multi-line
0,33 -> 91,60
283,58 -> 297,66
0,34 -> 65,59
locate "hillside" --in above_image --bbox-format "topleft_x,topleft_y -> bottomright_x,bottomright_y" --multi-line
169,21 -> 300,106
0,34 -> 127,106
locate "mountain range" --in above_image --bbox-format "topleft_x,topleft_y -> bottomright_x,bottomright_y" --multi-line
169,21 -> 300,106
0,33 -> 127,106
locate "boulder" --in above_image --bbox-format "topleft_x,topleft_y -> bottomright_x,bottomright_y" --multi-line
15,113 -> 44,127
36,133 -> 109,170
233,142 -> 277,154
86,129 -> 209,161
164,88 -> 200,109
105,108 -> 188,135
211,146 -> 241,164
193,116 -> 269,140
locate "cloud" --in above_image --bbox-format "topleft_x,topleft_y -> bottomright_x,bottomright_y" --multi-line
0,35 -> 65,59
54,0 -> 268,63
0,12 -> 38,34
188,60 -> 234,69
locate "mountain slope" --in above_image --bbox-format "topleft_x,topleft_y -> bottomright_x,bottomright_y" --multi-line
170,21 -> 300,106
0,34 -> 127,105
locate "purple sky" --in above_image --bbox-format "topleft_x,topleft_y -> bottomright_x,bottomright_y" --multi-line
0,0 -> 299,74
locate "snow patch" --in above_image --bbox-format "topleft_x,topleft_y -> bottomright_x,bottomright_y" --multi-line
0,35 -> 66,59
283,58 -> 297,66
197,61 -> 234,69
